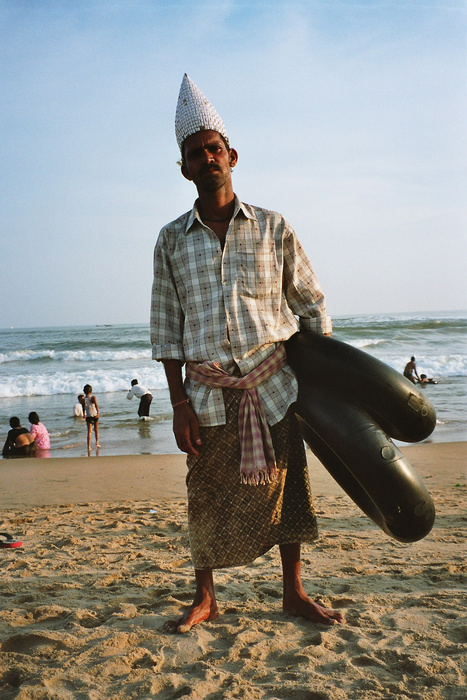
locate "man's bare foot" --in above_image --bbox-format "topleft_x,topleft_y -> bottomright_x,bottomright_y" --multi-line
283,589 -> 346,626
163,598 -> 219,634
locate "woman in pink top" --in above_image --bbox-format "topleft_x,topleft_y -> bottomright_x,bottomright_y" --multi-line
28,412 -> 50,451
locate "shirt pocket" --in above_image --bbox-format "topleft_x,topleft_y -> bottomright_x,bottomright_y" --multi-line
237,245 -> 281,298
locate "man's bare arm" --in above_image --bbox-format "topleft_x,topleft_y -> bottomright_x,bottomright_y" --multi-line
161,359 -> 202,456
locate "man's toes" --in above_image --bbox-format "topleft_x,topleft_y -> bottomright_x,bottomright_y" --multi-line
177,622 -> 192,633
163,619 -> 179,633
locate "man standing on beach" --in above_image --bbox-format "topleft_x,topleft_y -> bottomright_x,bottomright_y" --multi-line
150,74 -> 345,633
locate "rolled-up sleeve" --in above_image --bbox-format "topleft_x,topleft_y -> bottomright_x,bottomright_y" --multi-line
150,230 -> 186,362
282,224 -> 332,335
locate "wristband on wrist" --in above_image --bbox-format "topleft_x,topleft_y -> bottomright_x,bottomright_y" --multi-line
172,398 -> 191,409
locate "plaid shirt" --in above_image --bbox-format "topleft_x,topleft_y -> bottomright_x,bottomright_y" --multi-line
150,196 -> 332,427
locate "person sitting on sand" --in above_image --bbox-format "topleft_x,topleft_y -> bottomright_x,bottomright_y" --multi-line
403,356 -> 420,384
28,412 -> 51,451
74,394 -> 85,417
83,384 -> 100,451
126,379 -> 153,420
2,417 -> 36,458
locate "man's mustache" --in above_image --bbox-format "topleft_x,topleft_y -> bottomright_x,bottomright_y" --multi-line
200,163 -> 221,176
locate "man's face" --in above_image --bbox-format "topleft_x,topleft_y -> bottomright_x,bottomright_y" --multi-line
181,130 -> 237,193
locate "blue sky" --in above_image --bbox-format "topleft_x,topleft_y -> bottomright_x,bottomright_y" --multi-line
1,0 -> 465,328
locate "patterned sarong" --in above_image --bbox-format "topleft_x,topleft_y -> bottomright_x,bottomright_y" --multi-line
186,388 -> 318,569
186,344 -> 287,485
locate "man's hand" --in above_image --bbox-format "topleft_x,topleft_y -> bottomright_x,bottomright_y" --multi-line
173,403 -> 202,456
161,359 -> 202,455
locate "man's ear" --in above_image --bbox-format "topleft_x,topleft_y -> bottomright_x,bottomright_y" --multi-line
229,148 -> 238,169
181,163 -> 192,181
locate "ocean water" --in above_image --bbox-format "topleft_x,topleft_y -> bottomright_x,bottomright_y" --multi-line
0,311 -> 465,459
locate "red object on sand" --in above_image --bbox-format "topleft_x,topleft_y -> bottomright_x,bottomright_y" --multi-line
0,532 -> 23,548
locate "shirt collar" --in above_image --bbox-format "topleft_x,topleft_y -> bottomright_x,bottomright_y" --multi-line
184,195 -> 256,233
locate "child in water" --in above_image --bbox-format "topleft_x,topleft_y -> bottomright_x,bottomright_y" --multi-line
83,384 -> 100,451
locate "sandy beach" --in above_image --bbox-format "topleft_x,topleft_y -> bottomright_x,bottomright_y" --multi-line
1,442 -> 466,699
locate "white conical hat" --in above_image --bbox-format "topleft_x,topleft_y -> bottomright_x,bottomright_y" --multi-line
175,74 -> 228,152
